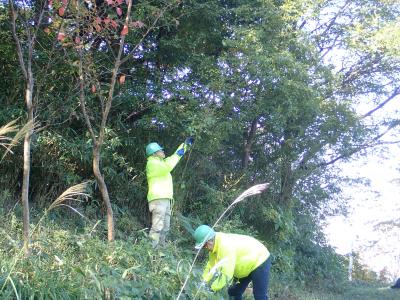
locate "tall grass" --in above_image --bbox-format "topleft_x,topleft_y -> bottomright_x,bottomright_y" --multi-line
0,119 -> 35,160
0,181 -> 90,296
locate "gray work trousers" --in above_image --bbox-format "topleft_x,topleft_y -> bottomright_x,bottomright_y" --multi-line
148,198 -> 171,246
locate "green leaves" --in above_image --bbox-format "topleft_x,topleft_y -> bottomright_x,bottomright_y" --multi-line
0,0 -> 398,295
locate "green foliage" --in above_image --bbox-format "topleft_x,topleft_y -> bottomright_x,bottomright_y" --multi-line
1,0 -> 399,297
294,239 -> 347,292
351,254 -> 379,282
0,212 -> 223,299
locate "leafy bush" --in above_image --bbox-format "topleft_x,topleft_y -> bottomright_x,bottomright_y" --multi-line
293,236 -> 347,292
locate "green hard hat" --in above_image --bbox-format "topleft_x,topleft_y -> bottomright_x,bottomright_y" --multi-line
146,142 -> 163,156
193,225 -> 215,249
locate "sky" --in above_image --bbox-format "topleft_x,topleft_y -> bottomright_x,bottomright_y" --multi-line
316,1 -> 400,279
324,95 -> 400,281
325,146 -> 400,277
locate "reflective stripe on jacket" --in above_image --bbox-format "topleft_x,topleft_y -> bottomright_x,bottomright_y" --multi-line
146,143 -> 187,202
202,232 -> 270,291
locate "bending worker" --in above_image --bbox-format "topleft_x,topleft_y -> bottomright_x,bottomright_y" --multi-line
194,225 -> 271,300
145,138 -> 193,247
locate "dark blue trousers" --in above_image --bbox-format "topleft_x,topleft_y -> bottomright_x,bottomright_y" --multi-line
227,256 -> 271,300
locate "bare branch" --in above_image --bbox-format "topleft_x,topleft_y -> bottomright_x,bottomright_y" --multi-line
318,135 -> 400,168
373,219 -> 400,230
362,88 -> 400,118
9,0 -> 27,80
78,49 -> 96,141
98,0 -> 134,144
120,4 -> 175,65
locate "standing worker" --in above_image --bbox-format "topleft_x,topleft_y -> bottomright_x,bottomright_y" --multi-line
193,225 -> 271,300
145,137 -> 193,247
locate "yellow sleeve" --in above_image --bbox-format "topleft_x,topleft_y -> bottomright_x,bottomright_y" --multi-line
202,253 -> 216,282
210,251 -> 236,291
210,274 -> 230,292
163,143 -> 187,170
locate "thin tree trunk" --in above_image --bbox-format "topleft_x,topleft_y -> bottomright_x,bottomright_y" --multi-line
242,117 -> 258,169
78,51 -> 116,241
21,81 -> 33,255
77,0 -> 133,241
9,0 -> 41,255
92,143 -> 114,241
279,129 -> 296,206
79,0 -> 170,241
279,161 -> 294,205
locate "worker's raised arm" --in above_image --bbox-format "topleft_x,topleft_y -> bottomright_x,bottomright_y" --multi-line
146,142 -> 188,176
163,143 -> 188,170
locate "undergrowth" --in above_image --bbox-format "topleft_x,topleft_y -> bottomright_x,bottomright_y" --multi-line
0,211 -> 224,299
1,209 -> 398,299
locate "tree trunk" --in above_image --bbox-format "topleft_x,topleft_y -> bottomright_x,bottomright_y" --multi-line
92,143 -> 114,241
78,0 -> 135,242
279,130 -> 295,206
279,160 -> 295,205
242,117 -> 258,169
78,51 -> 116,241
22,81 -> 33,255
9,0 -> 44,256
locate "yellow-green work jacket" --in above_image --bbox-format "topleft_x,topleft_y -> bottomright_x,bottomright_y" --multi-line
202,232 -> 270,291
146,143 -> 187,202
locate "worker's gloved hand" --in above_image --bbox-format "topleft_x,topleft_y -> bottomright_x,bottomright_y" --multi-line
185,137 -> 194,146
176,148 -> 185,157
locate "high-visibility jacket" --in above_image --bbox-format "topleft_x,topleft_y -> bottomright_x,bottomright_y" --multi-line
202,232 -> 270,291
146,143 -> 187,202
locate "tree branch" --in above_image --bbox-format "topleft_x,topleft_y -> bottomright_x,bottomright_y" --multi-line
125,106 -> 152,122
242,117 -> 259,169
120,3 -> 175,65
99,0 -> 133,144
78,49 -> 96,141
362,88 -> 400,118
9,0 -> 28,80
318,137 -> 400,168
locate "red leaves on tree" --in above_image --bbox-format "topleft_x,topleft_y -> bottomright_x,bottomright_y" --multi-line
91,85 -> 96,93
119,74 -> 126,84
110,20 -> 118,29
58,0 -> 67,16
57,32 -> 66,41
75,36 -> 81,44
115,0 -> 123,5
44,27 -> 51,34
94,17 -> 102,32
48,0 -> 53,7
106,0 -> 114,5
58,7 -> 65,16
121,25 -> 129,36
116,7 -> 122,16
104,18 -> 111,25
